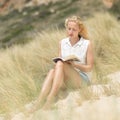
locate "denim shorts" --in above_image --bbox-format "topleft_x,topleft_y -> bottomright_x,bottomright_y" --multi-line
79,72 -> 91,85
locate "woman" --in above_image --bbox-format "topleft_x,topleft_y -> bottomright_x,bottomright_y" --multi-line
29,16 -> 94,112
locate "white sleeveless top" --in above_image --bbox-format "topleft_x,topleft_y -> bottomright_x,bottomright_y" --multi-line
60,37 -> 92,80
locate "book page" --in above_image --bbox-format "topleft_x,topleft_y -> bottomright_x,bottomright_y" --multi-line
52,55 -> 80,63
63,55 -> 80,61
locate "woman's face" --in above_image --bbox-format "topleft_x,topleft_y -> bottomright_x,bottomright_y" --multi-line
66,21 -> 80,40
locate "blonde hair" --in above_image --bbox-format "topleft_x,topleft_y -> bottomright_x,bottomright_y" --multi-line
65,16 -> 89,39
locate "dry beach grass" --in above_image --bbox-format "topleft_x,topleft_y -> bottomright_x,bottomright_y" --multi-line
0,13 -> 120,120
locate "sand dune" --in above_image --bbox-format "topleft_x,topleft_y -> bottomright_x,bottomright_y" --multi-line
9,71 -> 120,120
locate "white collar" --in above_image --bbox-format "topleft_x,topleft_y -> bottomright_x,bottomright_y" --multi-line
66,37 -> 84,47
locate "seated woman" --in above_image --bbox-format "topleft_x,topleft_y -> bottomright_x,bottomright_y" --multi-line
29,15 -> 94,112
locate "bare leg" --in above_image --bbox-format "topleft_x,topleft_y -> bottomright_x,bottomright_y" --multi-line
38,69 -> 55,102
30,61 -> 83,111
28,69 -> 55,113
63,62 -> 82,89
42,62 -> 83,110
42,61 -> 64,109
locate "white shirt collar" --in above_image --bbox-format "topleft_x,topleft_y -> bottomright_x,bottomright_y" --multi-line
65,37 -> 84,47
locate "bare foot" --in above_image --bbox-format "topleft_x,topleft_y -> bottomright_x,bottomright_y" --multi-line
42,97 -> 56,110
30,102 -> 43,113
42,101 -> 52,110
25,99 -> 45,114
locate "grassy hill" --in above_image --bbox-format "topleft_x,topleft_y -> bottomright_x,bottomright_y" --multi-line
0,0 -> 120,119
0,0 -> 119,48
0,13 -> 120,115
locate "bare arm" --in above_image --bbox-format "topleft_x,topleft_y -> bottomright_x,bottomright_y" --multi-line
71,41 -> 94,72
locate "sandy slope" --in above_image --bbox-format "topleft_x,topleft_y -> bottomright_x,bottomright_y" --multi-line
2,71 -> 120,120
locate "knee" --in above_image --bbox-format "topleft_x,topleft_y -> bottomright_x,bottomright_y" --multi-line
55,61 -> 64,69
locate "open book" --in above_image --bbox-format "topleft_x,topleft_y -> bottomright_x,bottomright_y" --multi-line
52,55 -> 80,63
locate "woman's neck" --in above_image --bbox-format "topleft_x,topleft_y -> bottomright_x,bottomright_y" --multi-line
69,37 -> 80,46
